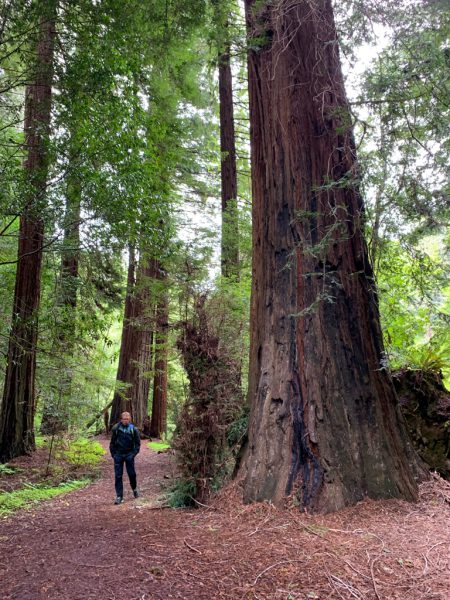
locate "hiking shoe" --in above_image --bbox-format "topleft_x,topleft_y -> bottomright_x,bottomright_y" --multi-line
133,488 -> 140,499
114,496 -> 123,505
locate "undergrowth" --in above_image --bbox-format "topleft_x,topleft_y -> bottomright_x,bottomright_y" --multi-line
0,480 -> 88,516
168,478 -> 197,508
148,441 -> 171,452
57,438 -> 105,467
0,464 -> 22,476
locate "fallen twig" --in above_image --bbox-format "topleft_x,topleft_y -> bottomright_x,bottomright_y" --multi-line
184,539 -> 202,555
369,556 -> 382,600
426,541 -> 448,559
188,495 -> 217,510
252,559 -> 303,586
247,515 -> 272,537
329,574 -> 364,600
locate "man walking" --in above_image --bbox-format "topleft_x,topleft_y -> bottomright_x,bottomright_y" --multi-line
110,411 -> 141,504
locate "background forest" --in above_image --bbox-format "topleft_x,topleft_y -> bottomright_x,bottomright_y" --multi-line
0,0 -> 449,503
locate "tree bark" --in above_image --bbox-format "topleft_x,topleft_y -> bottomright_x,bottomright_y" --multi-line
109,247 -> 137,427
242,0 -> 423,512
219,44 -> 239,278
0,1 -> 56,461
40,162 -> 81,435
150,264 -> 169,439
109,249 -> 155,430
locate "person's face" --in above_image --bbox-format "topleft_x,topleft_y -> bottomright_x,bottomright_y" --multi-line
121,413 -> 131,426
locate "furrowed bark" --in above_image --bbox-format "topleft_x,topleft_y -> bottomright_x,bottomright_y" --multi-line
242,0 -> 423,512
0,1 -> 56,461
219,44 -> 239,278
109,249 -> 156,430
150,263 -> 169,439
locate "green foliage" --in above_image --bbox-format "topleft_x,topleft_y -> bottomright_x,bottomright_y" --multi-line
226,408 -> 249,449
0,480 -> 88,517
336,0 -> 450,388
353,1 -> 449,257
34,435 -> 47,449
148,441 -> 171,452
167,478 -> 197,508
0,464 -> 20,476
404,341 -> 450,376
377,236 -> 449,384
57,438 -> 106,468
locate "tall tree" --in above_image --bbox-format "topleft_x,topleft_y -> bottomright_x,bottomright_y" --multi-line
241,0 -> 423,512
40,147 -> 82,435
212,1 -> 239,278
150,263 -> 169,438
109,249 -> 155,429
0,0 -> 56,461
218,37 -> 239,278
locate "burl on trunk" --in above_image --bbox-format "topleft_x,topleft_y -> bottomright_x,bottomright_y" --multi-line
242,0 -> 423,512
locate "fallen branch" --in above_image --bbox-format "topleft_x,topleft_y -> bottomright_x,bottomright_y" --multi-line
86,400 -> 113,430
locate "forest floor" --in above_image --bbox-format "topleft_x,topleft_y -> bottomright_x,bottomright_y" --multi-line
0,437 -> 449,600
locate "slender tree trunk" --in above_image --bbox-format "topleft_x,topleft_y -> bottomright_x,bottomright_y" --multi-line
241,0 -> 423,512
150,264 -> 169,439
40,163 -> 81,434
59,172 -> 81,314
368,116 -> 388,272
0,2 -> 56,461
109,249 -> 155,430
219,43 -> 239,278
134,256 -> 155,428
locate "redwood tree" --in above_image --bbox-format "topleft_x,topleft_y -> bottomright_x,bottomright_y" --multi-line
40,156 -> 81,435
109,249 -> 155,430
0,2 -> 56,461
150,264 -> 169,439
218,43 -> 239,278
242,0 -> 423,512
213,1 -> 239,278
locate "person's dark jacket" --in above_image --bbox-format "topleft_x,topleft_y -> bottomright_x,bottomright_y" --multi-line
110,423 -> 141,458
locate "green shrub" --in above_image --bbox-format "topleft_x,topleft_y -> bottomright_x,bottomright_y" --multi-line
226,409 -> 249,448
0,464 -> 21,476
168,478 -> 197,508
0,480 -> 88,516
35,435 -> 48,449
148,441 -> 171,452
59,438 -> 105,467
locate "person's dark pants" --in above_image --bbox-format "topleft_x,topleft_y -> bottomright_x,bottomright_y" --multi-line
113,454 -> 137,497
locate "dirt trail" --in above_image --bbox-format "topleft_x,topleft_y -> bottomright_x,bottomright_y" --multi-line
1,440 -> 449,600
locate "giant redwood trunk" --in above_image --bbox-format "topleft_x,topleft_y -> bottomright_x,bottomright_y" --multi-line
150,264 -> 169,439
219,44 -> 239,278
109,250 -> 155,430
0,2 -> 56,461
242,0 -> 423,512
